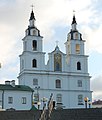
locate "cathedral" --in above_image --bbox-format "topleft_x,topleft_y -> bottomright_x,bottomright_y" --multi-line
18,9 -> 92,109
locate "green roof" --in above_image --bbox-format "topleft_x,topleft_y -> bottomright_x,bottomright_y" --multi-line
30,105 -> 38,110
0,84 -> 34,92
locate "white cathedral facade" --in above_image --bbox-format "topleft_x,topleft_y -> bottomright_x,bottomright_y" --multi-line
18,10 -> 92,109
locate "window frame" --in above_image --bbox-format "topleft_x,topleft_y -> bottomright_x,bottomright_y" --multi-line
8,97 -> 13,104
32,59 -> 37,68
78,95 -> 83,105
76,44 -> 80,54
33,30 -> 37,36
56,94 -> 62,104
56,79 -> 61,88
75,32 -> 79,39
33,78 -> 38,85
22,97 -> 26,104
54,53 -> 62,72
32,40 -> 37,51
77,62 -> 81,70
78,80 -> 82,87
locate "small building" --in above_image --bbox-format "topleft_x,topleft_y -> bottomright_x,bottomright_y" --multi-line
0,80 -> 34,110
92,100 -> 102,108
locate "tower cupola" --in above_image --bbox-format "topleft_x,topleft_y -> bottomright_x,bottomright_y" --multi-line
30,10 -> 35,20
67,13 -> 82,41
25,9 -> 40,36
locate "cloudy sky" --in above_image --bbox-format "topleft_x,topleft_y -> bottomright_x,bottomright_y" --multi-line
0,0 -> 102,101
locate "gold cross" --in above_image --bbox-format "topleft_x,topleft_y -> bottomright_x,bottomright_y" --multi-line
73,10 -> 75,16
31,4 -> 34,10
56,40 -> 59,46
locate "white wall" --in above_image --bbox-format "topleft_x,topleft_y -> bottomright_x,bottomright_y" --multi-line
3,90 -> 32,110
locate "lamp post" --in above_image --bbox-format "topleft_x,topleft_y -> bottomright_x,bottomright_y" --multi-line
84,97 -> 88,109
88,100 -> 91,108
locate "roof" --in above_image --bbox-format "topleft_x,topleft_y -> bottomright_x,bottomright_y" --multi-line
72,15 -> 77,24
30,105 -> 38,110
0,84 -> 34,92
30,10 -> 36,20
50,45 -> 66,55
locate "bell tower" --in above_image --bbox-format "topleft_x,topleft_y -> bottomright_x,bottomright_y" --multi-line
24,9 -> 43,53
65,13 -> 88,73
65,13 -> 84,56
18,8 -> 46,85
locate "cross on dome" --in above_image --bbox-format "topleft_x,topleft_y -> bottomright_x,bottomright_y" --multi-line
73,10 -> 75,16
56,40 -> 59,46
30,5 -> 36,20
72,10 -> 77,25
31,4 -> 34,10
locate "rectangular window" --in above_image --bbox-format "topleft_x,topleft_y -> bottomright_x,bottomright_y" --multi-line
56,94 -> 63,109
56,80 -> 61,88
78,80 -> 82,87
22,97 -> 26,104
32,40 -> 37,51
8,97 -> 13,104
76,44 -> 80,54
78,95 -> 83,105
33,79 -> 38,85
54,54 -> 62,72
56,94 -> 62,103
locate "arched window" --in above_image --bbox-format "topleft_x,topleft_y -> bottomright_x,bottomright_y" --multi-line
32,40 -> 37,51
33,78 -> 38,85
78,80 -> 82,87
77,62 -> 81,70
33,30 -> 37,35
75,32 -> 79,39
54,53 -> 62,71
76,44 -> 80,54
56,79 -> 61,88
32,59 -> 37,68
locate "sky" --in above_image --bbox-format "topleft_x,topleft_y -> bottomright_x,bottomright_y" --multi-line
0,0 -> 102,101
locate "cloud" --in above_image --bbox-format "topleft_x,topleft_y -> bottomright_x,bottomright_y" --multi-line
0,0 -> 100,59
91,75 -> 102,100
